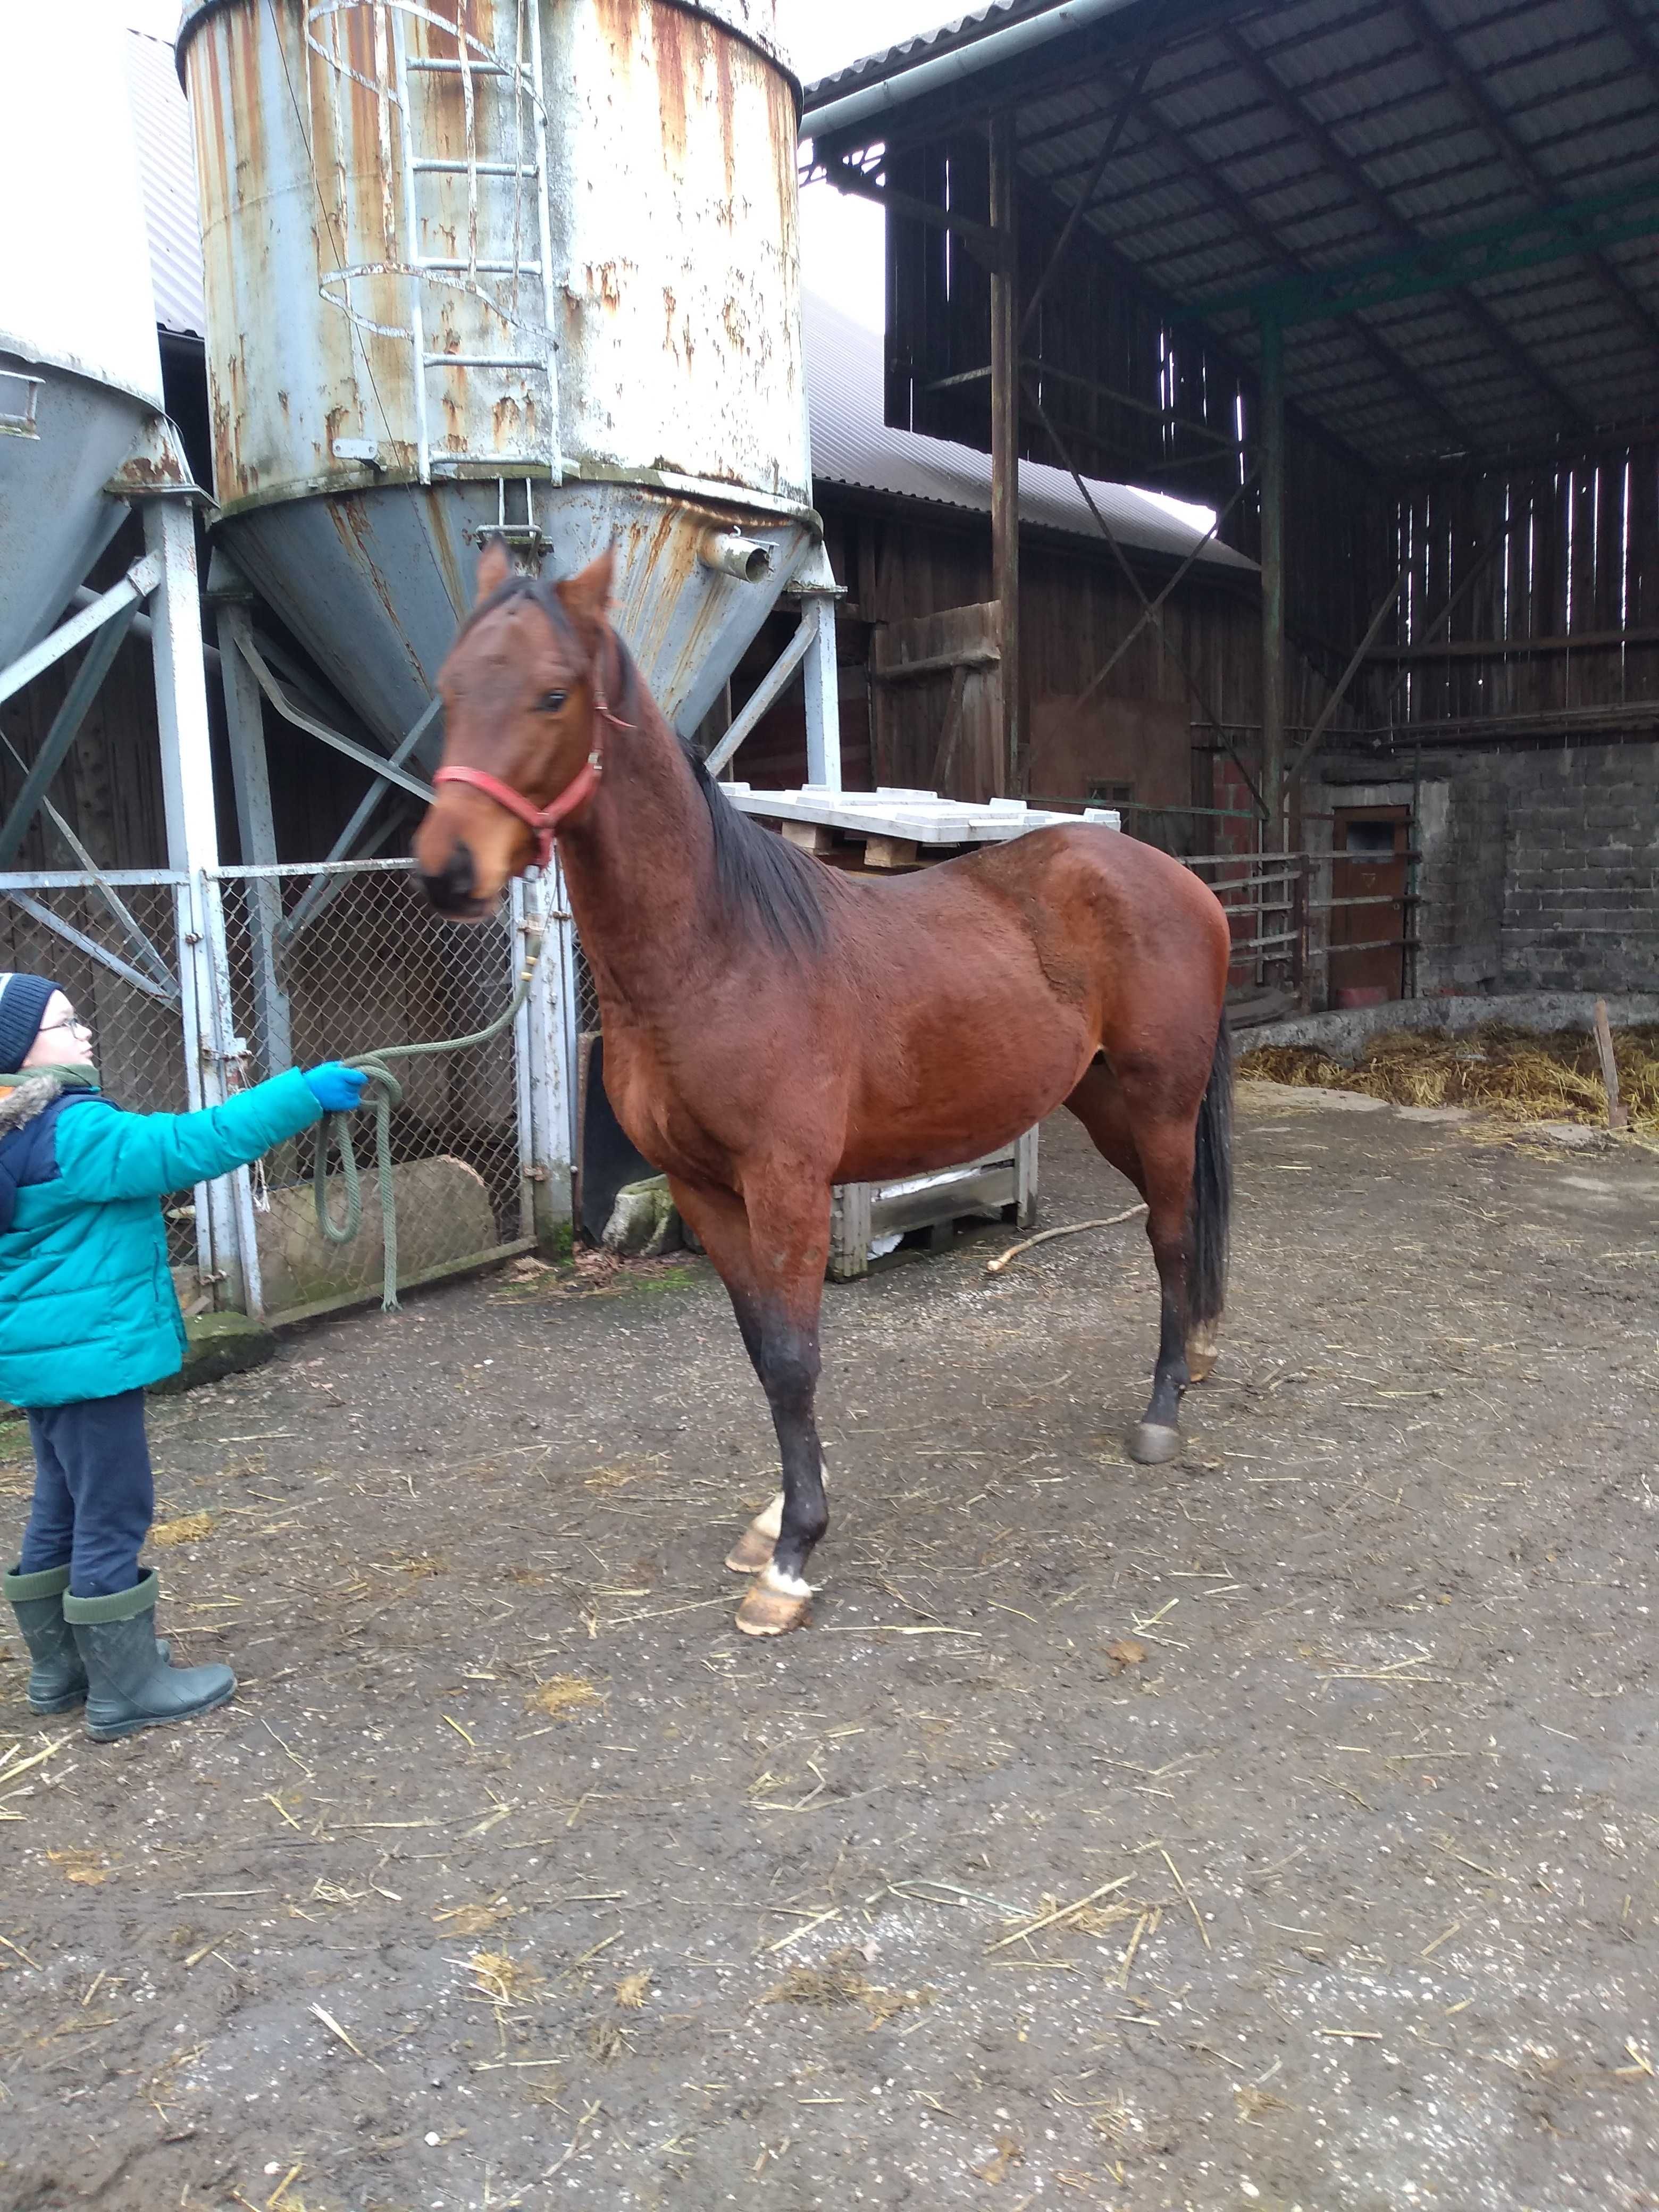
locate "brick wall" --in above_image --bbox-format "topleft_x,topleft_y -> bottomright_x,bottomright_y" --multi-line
1322,739 -> 1659,998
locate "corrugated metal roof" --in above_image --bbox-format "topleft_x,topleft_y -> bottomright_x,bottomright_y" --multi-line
804,291 -> 1254,569
805,0 -> 1659,468
127,28 -> 206,340
806,0 -> 1052,100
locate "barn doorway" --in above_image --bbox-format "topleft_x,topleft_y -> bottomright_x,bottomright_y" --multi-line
1328,803 -> 1411,1006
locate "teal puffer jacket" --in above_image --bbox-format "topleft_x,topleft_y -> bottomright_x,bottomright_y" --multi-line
0,1068 -> 323,1409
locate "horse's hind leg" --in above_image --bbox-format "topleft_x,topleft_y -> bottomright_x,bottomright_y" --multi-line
1121,1112 -> 1203,1464
670,1173 -> 832,1637
1065,1055 -> 1201,1464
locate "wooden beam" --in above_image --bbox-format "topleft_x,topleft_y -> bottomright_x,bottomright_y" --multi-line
1259,310 -> 1286,849
990,111 -> 1021,797
1369,623 -> 1659,662
1287,565 -> 1409,784
826,158 -> 1010,274
868,646 -> 1000,685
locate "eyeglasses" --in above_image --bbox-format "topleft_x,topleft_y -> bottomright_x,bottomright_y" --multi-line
38,1013 -> 91,1042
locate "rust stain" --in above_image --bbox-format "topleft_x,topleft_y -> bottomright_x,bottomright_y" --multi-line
491,395 -> 523,448
111,451 -> 191,492
652,2 -> 690,170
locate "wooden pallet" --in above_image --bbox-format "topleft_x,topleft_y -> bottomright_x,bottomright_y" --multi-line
829,1128 -> 1039,1281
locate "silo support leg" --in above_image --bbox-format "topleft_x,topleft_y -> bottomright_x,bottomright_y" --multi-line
215,602 -> 294,1082
802,596 -> 842,793
143,495 -> 246,1315
512,872 -> 574,1247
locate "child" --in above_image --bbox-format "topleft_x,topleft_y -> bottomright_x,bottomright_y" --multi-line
0,972 -> 367,1740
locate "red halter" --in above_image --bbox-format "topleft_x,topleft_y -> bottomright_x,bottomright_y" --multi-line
433,646 -> 632,870
434,757 -> 600,870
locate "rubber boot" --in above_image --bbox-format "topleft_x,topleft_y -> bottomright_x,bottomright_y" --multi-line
63,1570 -> 235,1742
4,1563 -> 88,1714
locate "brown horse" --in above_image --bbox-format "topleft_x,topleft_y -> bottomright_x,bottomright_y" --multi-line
415,545 -> 1234,1637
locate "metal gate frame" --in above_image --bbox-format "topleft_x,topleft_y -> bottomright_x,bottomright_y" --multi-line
199,857 -> 574,1320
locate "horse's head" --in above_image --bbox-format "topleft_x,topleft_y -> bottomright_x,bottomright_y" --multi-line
415,542 -> 616,917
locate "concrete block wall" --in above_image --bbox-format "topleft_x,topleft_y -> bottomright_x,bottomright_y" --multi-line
1322,738 -> 1659,999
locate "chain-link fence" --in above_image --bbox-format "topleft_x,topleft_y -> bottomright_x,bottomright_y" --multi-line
210,860 -> 536,1318
0,872 -> 200,1277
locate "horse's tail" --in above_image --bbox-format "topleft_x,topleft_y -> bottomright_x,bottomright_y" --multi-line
1189,1009 -> 1232,1328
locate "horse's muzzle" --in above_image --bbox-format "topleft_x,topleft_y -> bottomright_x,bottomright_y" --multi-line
419,839 -> 490,919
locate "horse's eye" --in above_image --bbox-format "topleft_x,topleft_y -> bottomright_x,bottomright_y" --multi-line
537,690 -> 568,713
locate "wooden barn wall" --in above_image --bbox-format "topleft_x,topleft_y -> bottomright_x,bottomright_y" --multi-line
885,136 -> 1253,528
1382,443 -> 1659,736
883,155 -> 1389,657
725,497 -> 1323,820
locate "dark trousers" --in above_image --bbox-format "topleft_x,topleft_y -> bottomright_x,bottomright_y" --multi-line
18,1389 -> 153,1599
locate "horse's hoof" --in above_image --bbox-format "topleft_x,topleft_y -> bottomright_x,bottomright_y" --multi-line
1187,1319 -> 1221,1383
724,1526 -> 775,1576
725,1490 -> 784,1576
1128,1422 -> 1182,1465
735,1565 -> 814,1638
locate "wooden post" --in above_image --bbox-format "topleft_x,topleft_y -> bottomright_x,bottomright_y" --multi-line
1593,999 -> 1628,1130
990,113 -> 1020,797
1258,309 -> 1286,853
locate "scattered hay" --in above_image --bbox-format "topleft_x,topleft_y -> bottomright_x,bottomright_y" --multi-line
151,1512 -> 213,1547
614,1971 -> 651,2009
1239,1023 -> 1659,1132
1235,2081 -> 1291,2123
525,1674 -> 602,1720
467,1949 -> 538,2001
47,1848 -> 113,1886
584,2017 -> 629,2062
434,1900 -> 511,1936
758,1947 -> 932,2030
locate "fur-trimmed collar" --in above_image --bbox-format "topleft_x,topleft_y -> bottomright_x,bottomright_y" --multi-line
0,1071 -> 78,1134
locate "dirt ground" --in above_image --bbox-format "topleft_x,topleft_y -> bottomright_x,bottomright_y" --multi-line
1,1081 -> 1657,2212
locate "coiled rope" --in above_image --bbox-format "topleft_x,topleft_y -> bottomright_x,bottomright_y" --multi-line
313,923 -> 544,1310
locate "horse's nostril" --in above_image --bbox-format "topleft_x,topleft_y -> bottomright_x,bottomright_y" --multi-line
421,840 -> 477,910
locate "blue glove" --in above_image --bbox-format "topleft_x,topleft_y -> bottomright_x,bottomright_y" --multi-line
304,1062 -> 370,1113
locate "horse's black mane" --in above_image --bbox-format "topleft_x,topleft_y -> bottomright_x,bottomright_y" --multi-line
467,568 -> 827,957
680,736 -> 828,957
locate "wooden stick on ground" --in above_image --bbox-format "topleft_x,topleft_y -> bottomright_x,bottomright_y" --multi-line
1594,999 -> 1629,1131
987,1203 -> 1147,1276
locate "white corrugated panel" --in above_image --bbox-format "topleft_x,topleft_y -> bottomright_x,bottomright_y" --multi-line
127,29 -> 207,340
0,1 -> 163,403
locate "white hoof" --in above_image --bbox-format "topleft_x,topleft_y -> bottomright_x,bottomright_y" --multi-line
725,1490 -> 783,1576
735,1563 -> 815,1638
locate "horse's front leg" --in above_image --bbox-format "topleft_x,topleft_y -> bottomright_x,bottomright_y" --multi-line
669,1173 -> 833,1637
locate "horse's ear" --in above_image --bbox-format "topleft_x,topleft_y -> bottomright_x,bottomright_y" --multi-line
475,536 -> 512,602
556,547 -> 614,635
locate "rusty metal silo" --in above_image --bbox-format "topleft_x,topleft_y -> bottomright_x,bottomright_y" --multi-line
175,0 -> 817,748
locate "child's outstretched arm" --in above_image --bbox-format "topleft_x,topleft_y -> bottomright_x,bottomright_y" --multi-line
53,1066 -> 367,1202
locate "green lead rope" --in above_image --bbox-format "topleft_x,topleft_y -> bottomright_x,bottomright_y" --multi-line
313,924 -> 544,1310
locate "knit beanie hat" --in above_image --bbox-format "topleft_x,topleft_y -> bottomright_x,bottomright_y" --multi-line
0,974 -> 58,1072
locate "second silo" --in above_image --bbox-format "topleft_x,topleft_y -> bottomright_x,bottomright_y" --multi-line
177,0 -> 815,746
